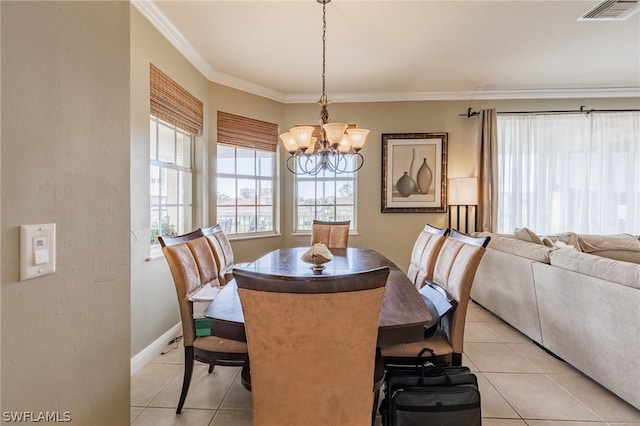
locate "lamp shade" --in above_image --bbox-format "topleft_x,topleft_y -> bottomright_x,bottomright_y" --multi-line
448,177 -> 478,205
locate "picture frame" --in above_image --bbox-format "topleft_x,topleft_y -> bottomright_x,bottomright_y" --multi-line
381,132 -> 448,213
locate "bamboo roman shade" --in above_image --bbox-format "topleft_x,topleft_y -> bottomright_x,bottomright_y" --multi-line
150,64 -> 203,136
217,111 -> 278,153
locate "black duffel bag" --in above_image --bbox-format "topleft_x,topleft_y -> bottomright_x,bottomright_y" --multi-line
380,348 -> 482,426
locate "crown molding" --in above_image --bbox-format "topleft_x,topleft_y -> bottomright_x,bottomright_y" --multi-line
285,87 -> 640,103
133,1 -> 639,104
131,0 -> 286,103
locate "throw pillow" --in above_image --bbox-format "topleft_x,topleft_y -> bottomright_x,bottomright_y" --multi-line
514,227 -> 543,245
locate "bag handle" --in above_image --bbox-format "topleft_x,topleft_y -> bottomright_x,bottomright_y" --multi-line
417,347 -> 453,385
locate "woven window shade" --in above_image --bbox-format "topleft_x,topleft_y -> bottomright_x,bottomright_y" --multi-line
217,111 -> 278,153
150,64 -> 203,136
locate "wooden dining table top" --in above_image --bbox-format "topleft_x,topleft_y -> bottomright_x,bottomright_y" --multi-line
203,247 -> 434,346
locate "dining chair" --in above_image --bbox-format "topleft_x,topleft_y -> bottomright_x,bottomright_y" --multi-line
381,229 -> 490,367
233,266 -> 389,426
406,224 -> 450,289
159,230 -> 247,414
311,219 -> 351,248
201,224 -> 235,285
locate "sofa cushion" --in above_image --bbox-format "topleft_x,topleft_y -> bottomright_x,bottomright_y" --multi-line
549,249 -> 640,290
588,250 -> 640,264
577,233 -> 640,253
479,233 -> 553,263
514,227 -> 543,245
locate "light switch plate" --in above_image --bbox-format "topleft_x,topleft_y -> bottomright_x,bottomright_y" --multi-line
20,224 -> 56,281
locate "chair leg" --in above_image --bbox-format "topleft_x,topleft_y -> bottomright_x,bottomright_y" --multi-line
177,346 -> 195,414
372,388 -> 380,426
452,352 -> 462,366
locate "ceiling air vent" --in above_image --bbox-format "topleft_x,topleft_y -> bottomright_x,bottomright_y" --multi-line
579,0 -> 640,20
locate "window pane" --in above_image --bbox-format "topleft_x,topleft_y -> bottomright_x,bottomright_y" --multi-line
217,145 -> 235,174
257,206 -> 273,232
257,151 -> 274,177
179,170 -> 192,205
258,180 -> 272,205
217,177 -> 236,204
150,165 -> 160,201
179,205 -> 192,235
176,132 -> 191,167
297,206 -> 314,231
237,206 -> 255,233
297,181 -> 316,205
217,207 -> 236,234
316,207 -> 335,222
238,179 -> 256,204
336,205 -> 353,223
165,168 -> 178,205
150,120 -> 157,160
336,181 -> 354,204
158,123 -> 175,163
316,181 -> 336,205
237,148 -> 255,175
150,206 -> 161,244
164,206 -> 178,236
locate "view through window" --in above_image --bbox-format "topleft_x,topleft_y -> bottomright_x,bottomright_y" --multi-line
150,116 -> 194,245
216,145 -> 276,235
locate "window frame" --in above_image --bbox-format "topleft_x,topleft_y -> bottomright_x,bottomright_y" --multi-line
293,169 -> 358,234
149,115 -> 195,248
215,144 -> 278,238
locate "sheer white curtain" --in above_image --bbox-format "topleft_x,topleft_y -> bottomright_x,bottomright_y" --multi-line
496,112 -> 640,234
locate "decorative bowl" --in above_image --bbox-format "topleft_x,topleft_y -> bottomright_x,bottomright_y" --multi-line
301,243 -> 334,273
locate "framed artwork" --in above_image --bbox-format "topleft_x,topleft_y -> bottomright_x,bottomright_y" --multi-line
381,132 -> 448,213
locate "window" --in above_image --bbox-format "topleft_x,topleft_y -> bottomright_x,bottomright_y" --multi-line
150,117 -> 194,244
149,64 -> 203,247
294,166 -> 357,232
216,146 -> 276,235
496,111 -> 640,234
216,112 -> 278,236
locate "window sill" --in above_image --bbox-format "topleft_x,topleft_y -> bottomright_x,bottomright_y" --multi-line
146,245 -> 163,262
228,232 -> 282,242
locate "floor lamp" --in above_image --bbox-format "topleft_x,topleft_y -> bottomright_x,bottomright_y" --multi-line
448,177 -> 478,234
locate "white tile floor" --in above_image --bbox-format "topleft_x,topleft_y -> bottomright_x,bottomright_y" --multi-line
131,302 -> 640,425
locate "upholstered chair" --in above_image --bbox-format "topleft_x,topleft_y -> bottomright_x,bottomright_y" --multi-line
382,230 -> 490,366
310,219 -> 351,248
234,266 -> 389,426
406,224 -> 450,289
201,224 -> 235,285
159,230 -> 247,414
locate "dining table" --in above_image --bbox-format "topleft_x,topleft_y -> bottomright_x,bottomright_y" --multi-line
203,247 -> 434,347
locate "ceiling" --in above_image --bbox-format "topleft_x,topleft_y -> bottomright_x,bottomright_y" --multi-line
134,0 -> 640,102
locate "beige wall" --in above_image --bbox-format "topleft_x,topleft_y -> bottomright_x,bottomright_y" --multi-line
1,2 -> 130,424
280,97 -> 640,270
130,7 -> 211,356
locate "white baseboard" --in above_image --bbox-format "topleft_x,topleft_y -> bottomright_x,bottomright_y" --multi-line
130,323 -> 182,375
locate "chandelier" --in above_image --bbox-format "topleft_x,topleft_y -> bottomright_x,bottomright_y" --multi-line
279,0 -> 369,175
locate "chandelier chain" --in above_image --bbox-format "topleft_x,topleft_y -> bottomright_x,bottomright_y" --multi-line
321,0 -> 326,99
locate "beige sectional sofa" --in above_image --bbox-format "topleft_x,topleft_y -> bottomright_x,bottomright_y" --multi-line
470,232 -> 640,410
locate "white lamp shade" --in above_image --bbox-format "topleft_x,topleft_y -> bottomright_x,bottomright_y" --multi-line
448,177 -> 478,205
337,134 -> 351,153
346,128 -> 369,150
322,123 -> 348,146
279,132 -> 297,154
290,126 -> 314,150
306,137 -> 317,155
